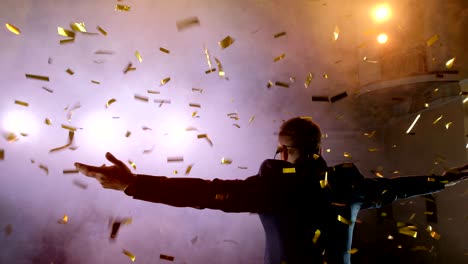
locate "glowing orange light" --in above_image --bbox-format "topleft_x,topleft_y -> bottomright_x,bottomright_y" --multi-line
372,4 -> 391,22
377,33 -> 388,44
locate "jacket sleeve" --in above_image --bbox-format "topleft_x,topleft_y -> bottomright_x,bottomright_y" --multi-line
361,175 -> 446,209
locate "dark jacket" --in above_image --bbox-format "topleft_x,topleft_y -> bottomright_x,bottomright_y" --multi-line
124,156 -> 445,264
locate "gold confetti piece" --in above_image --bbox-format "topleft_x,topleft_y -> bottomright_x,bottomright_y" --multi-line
330,91 -> 348,103
214,57 -> 225,77
97,26 -> 107,36
4,132 -> 19,143
123,249 -> 136,262
125,131 -> 131,138
0,149 -> 4,160
134,94 -> 149,102
106,98 -> 117,108
160,254 -> 175,261
215,193 -> 228,200
318,171 -> 328,188
267,80 -> 273,88
219,35 -> 234,49
312,229 -> 321,243
424,211 -> 434,215
275,81 -> 289,88
205,68 -> 216,74
189,103 -> 201,108
147,90 -> 160,94
312,96 -> 329,102
408,213 -> 416,221
115,4 -> 131,11
375,172 -> 384,177
59,38 -> 75,45
57,27 -> 75,38
399,227 -> 417,238
41,86 -> 53,93
63,169 -> 79,174
143,145 -> 155,154
65,68 -> 74,75
426,34 -> 439,46
192,88 -> 203,93
176,17 -> 200,31
60,124 -> 77,132
233,124 -> 240,128
238,166 -> 248,169
248,116 -> 255,124
430,231 -> 441,240
387,235 -> 394,240
364,131 -> 376,138
39,164 -> 49,175
323,74 -> 329,79
343,152 -> 352,159
6,23 -> 21,35
406,114 -> 421,134
337,215 -> 351,225
160,77 -> 171,85
304,72 -> 313,88
283,168 -> 296,173
135,51 -> 142,63
424,103 -> 430,108
273,54 -> 285,62
349,248 -> 358,254
72,180 -> 88,189
124,63 -> 136,74
445,57 -> 455,69
333,25 -> 340,41
381,212 -> 387,217
25,74 -> 49,82
160,47 -> 170,54
445,122 -> 452,129
167,156 -> 184,162
221,157 -> 232,164
58,214 -> 68,224
185,164 -> 193,175
14,100 -> 28,107
274,32 -> 286,38
368,148 -> 379,152
128,160 -> 136,170
70,22 -> 86,32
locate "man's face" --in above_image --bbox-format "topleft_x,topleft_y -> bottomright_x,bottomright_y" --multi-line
278,136 -> 300,164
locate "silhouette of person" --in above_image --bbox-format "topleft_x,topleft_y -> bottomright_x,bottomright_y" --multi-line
75,117 -> 467,264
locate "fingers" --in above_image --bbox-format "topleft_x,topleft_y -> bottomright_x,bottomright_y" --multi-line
105,152 -> 126,168
74,162 -> 106,178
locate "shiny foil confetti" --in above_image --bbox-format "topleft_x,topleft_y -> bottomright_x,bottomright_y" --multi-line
160,47 -> 170,54
58,214 -> 68,224
248,116 -> 255,124
124,63 -> 136,74
337,215 -> 351,225
330,91 -> 348,103
445,122 -> 452,129
59,38 -> 74,45
343,152 -> 352,159
147,90 -> 160,94
274,32 -> 286,38
275,81 -> 289,88
426,34 -> 439,46
97,26 -> 107,35
445,57 -> 455,69
167,157 -> 184,162
4,132 -> 19,143
110,221 -> 122,240
283,168 -> 296,173
115,5 -> 131,11
0,149 -> 4,160
135,51 -> 143,63
349,248 -> 358,254
63,169 -> 79,174
14,100 -> 28,107
312,96 -> 329,102
57,27 -> 75,38
273,54 -> 286,62
122,249 -> 136,262
128,160 -> 136,170
312,229 -> 321,243
267,80 -> 273,88
5,23 -> 21,35
218,35 -> 234,49
406,114 -> 421,134
25,74 -> 49,82
66,68 -> 74,75
125,131 -> 131,137
323,74 -> 329,79
143,145 -> 155,154
221,157 -> 232,164
185,164 -> 193,175
429,231 -> 441,240
368,148 -> 379,152
304,72 -> 313,88
160,254 -> 175,261
70,22 -> 86,32
398,226 -> 417,238
205,68 -> 216,74
160,77 -> 171,86
214,57 -> 225,76
192,88 -> 203,93
189,103 -> 201,108
233,124 -> 240,128
49,131 -> 74,152
134,94 -> 149,102
176,17 -> 200,31
61,124 -> 77,131
106,98 -> 117,108
238,166 -> 248,169
41,86 -> 53,93
333,25 -> 340,41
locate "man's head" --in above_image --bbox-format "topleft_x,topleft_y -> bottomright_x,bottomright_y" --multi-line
277,117 -> 322,164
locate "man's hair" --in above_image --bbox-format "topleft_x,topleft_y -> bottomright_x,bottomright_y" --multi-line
279,117 -> 322,155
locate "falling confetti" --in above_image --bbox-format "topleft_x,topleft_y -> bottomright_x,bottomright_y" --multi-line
4,132 -> 19,143
218,35 -> 234,49
66,68 -> 74,75
25,74 -> 49,82
426,34 -> 439,47
398,226 -> 417,238
275,81 -> 289,88
273,54 -> 286,62
233,124 -> 240,128
323,74 -> 329,79
343,152 -> 352,159
14,100 -> 28,107
368,148 -> 379,152
143,145 -> 155,154
49,131 -> 74,152
311,96 -> 329,102
41,86 -> 53,93
160,254 -> 175,261
128,160 -> 136,170
267,80 -> 273,88
337,215 -> 351,225
61,124 -> 77,132
59,38 -> 74,45
176,16 -> 200,31
125,131 -> 131,138
70,22 -> 86,32
57,27 -> 75,38
304,72 -> 313,88
122,249 -> 136,262
185,164 -> 193,175
58,215 -> 68,224
160,77 -> 171,86
333,25 -> 340,41
134,94 -> 149,102
115,4 -> 131,11
221,157 -> 232,164
214,57 -> 225,77
445,57 -> 456,69
62,169 -> 79,174
312,229 -> 321,243
189,103 -> 201,108
106,98 -> 117,108
205,68 -> 216,74
5,23 -> 20,35
320,171 -> 329,188
274,32 -> 286,38
330,91 -> 348,103
124,63 -> 136,74
406,114 -> 421,134
160,47 -> 170,54
167,157 -> 184,163
445,122 -> 452,129
0,149 -> 4,160
283,168 -> 296,173
192,88 -> 203,93
135,51 -> 143,62
248,116 -> 255,124
97,26 -> 107,35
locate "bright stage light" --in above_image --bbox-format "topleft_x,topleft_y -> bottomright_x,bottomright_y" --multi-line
372,4 -> 391,22
377,33 -> 388,44
2,110 -> 38,135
